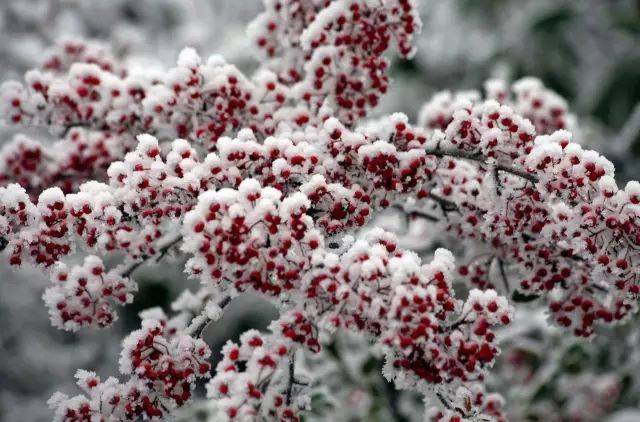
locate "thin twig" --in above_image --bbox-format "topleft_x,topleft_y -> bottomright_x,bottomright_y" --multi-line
429,193 -> 459,213
436,392 -> 453,410
121,259 -> 147,279
155,236 -> 183,263
498,258 -> 510,294
425,148 -> 539,184
285,355 -> 295,406
120,234 -> 183,278
190,296 -> 232,338
392,205 -> 440,222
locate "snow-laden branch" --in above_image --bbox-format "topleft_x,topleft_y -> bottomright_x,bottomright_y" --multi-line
0,0 -> 637,421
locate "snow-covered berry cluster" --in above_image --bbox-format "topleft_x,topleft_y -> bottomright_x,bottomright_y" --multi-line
0,129 -> 125,197
0,0 -> 638,420
251,0 -> 421,124
41,39 -> 127,77
404,81 -> 639,338
208,322 -> 310,421
43,255 -> 137,331
200,230 -> 510,421
426,384 -> 507,422
48,308 -> 211,421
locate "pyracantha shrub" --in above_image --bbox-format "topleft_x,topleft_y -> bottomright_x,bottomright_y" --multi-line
0,0 -> 637,421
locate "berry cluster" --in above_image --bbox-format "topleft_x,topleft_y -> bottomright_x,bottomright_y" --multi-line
48,308 -> 211,421
426,385 -> 507,422
199,223 -> 510,420
0,129 -> 125,197
43,255 -> 137,331
410,81 -> 639,337
0,0 -> 638,420
251,0 -> 421,124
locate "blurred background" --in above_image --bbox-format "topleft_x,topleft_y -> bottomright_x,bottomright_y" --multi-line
0,1 -> 639,421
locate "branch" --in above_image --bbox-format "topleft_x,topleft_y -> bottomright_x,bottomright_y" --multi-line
120,234 -> 183,278
155,236 -> 183,263
446,313 -> 470,332
436,392 -> 453,410
189,296 -> 232,338
59,122 -> 90,138
436,392 -> 468,418
425,148 -> 539,184
497,258 -> 510,294
429,193 -> 459,213
285,355 -> 295,406
392,205 -> 440,222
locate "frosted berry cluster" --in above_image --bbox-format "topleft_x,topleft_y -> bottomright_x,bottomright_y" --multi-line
43,255 -> 137,331
426,385 -> 507,422
250,0 -> 420,124
412,84 -> 640,337
48,308 -> 211,421
1,0 -> 420,190
0,0 -> 638,420
198,223 -> 511,420
0,129 -> 126,197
